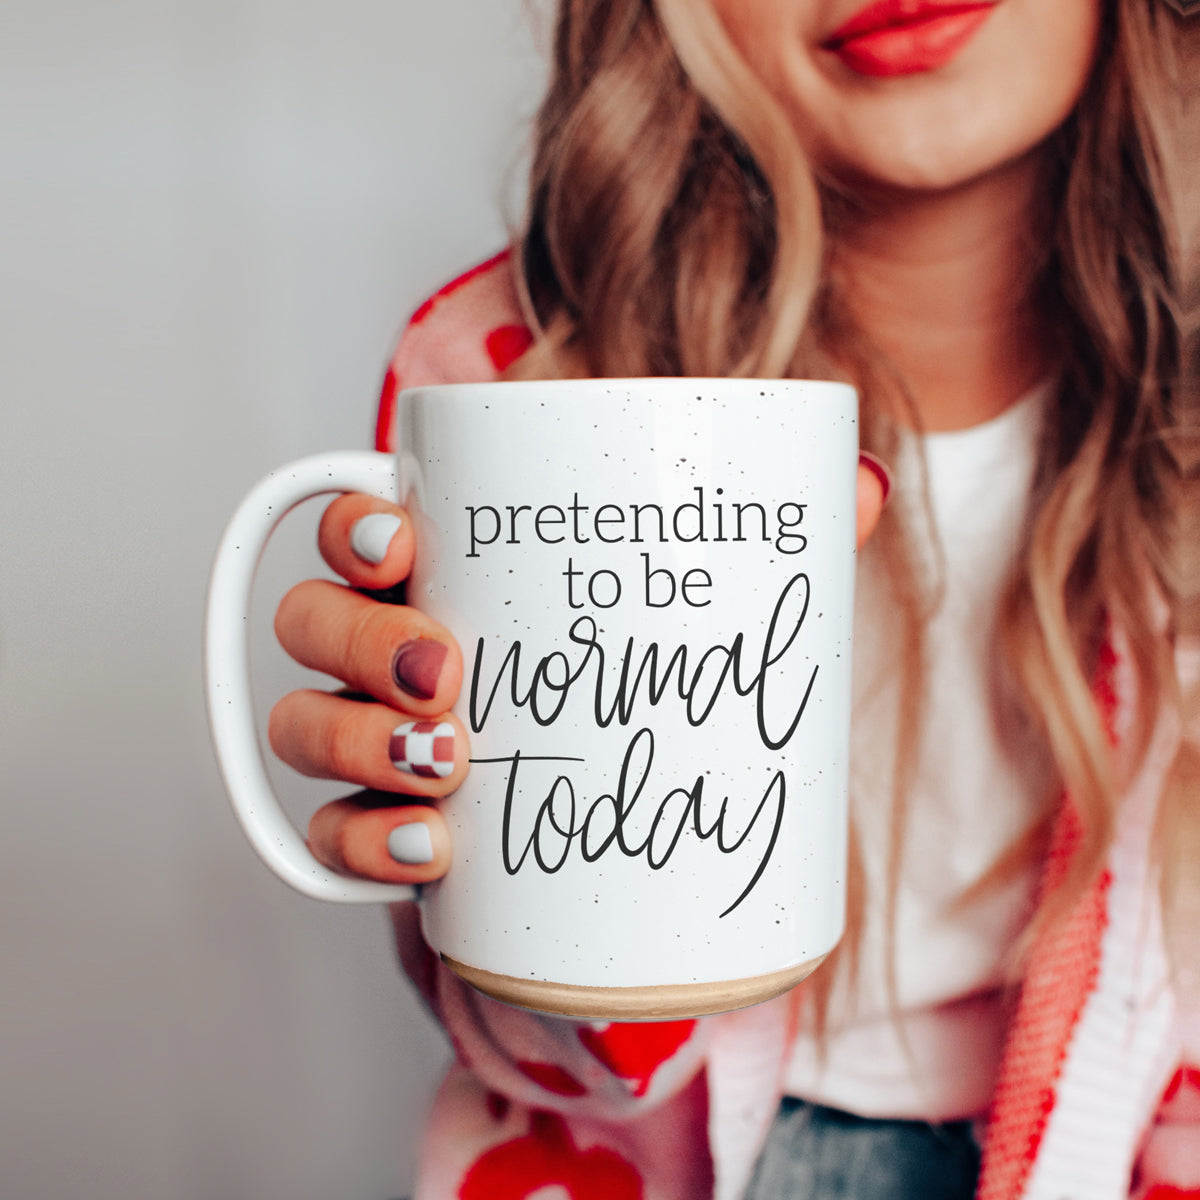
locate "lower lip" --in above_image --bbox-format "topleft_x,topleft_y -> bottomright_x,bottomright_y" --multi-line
825,8 -> 994,78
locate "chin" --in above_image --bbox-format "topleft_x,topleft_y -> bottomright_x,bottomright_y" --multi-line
818,116 -> 1057,199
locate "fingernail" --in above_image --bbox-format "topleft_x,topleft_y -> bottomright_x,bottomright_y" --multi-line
350,512 -> 403,565
859,451 -> 892,506
392,639 -> 447,700
390,720 -> 455,779
387,821 -> 434,865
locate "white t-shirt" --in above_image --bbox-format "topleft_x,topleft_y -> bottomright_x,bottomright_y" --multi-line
785,383 -> 1055,1121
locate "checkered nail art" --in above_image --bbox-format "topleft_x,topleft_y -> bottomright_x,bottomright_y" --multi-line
389,720 -> 455,779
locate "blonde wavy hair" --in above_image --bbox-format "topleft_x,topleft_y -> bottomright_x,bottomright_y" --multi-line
509,0 -> 1194,1011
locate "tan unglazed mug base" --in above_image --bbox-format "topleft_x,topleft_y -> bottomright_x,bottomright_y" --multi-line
441,953 -> 831,1021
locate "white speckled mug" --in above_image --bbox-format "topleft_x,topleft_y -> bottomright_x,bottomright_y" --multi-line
206,378 -> 857,1019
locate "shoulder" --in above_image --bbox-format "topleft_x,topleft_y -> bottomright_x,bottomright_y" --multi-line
375,249 -> 532,451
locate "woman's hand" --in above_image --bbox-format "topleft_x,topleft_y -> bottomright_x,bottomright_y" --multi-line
270,493 -> 462,887
857,452 -> 890,548
270,452 -> 890,888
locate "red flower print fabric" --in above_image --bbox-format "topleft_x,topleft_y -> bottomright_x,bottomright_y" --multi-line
459,1111 -> 643,1200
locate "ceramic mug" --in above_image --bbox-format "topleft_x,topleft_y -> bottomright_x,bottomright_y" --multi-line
205,378 -> 857,1019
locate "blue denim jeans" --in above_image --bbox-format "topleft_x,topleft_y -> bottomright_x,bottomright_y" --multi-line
743,1097 -> 981,1200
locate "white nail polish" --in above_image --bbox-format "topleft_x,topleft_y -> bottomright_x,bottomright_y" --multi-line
350,512 -> 403,565
387,822 -> 434,865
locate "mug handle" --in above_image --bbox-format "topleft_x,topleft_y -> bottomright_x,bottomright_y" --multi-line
205,450 -> 418,902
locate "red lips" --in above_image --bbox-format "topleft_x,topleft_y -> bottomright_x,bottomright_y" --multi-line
822,0 -> 997,77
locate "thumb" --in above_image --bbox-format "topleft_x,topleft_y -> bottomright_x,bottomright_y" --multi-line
856,452 -> 892,549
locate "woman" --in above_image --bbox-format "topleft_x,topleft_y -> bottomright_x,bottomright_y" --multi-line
269,1 -> 1196,1195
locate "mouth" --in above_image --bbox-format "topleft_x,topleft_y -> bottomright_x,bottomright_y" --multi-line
821,0 -> 998,78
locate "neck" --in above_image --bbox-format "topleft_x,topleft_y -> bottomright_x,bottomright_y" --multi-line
829,151 -> 1055,432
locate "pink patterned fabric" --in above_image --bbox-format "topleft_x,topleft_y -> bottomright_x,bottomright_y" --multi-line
1134,1066 -> 1200,1199
378,252 -> 1196,1200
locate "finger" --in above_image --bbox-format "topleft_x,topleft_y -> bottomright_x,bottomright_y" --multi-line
275,579 -> 462,715
308,793 -> 451,885
269,689 -> 469,795
318,493 -> 416,591
856,452 -> 892,549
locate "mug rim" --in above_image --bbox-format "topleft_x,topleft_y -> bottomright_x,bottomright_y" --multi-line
397,377 -> 857,402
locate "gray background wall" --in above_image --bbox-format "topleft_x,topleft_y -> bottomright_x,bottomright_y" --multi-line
1,3 -> 547,1197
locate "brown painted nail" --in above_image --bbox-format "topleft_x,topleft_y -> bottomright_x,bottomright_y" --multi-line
858,451 -> 893,506
391,639 -> 447,701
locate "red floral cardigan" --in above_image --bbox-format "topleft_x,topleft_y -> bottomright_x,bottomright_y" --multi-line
374,251 -> 1196,1200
